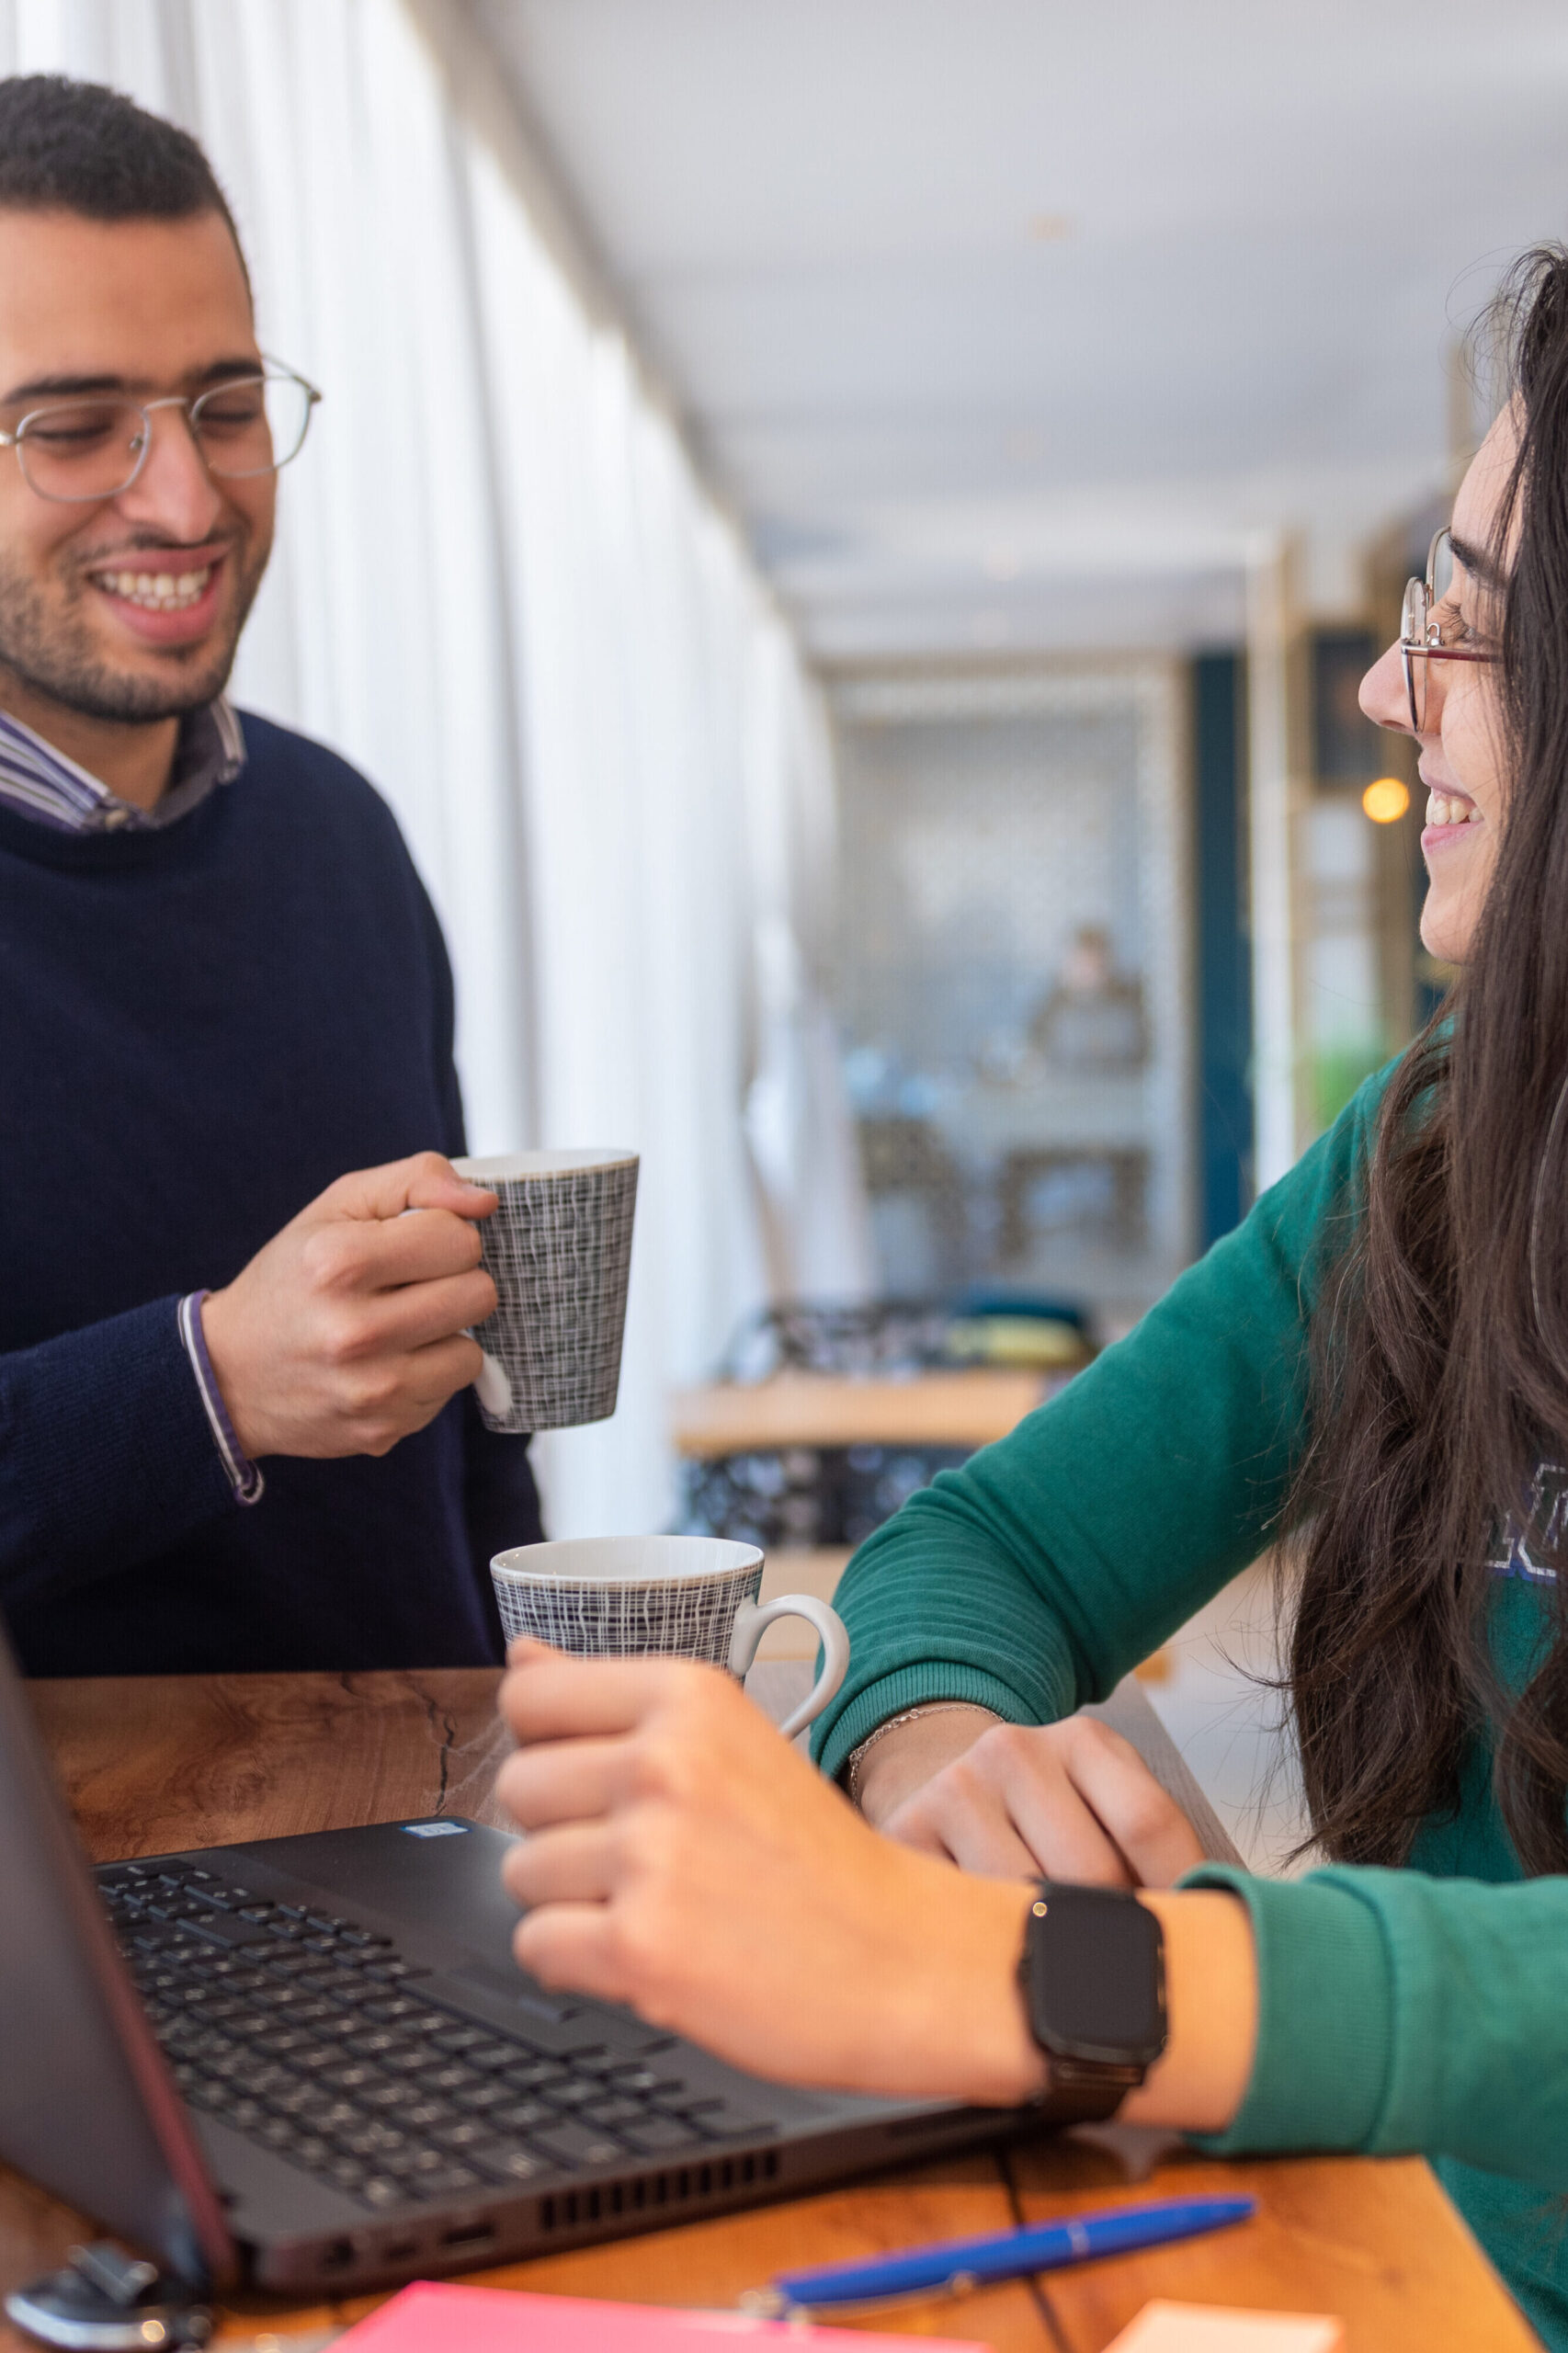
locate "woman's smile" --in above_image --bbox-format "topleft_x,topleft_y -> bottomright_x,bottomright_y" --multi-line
1420,776 -> 1483,849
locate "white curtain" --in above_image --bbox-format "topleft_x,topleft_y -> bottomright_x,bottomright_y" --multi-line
0,0 -> 872,1535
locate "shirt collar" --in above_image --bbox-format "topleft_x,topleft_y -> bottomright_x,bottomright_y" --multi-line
0,697 -> 245,835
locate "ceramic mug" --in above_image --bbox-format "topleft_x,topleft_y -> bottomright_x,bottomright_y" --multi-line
491,1534 -> 849,1742
452,1150 -> 638,1433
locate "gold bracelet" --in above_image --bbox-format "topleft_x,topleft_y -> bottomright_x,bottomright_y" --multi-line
843,1700 -> 1001,1810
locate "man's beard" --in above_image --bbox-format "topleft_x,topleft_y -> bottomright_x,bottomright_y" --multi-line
0,536 -> 267,722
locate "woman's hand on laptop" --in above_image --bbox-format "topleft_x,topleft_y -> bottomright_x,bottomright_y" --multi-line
863,1713 -> 1207,1890
493,1643 -> 1256,2131
494,1643 -> 1048,2106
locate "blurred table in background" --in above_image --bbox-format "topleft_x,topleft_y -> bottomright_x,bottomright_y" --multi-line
671,1367 -> 1051,1457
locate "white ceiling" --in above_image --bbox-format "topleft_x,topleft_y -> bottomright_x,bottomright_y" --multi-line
472,0 -> 1568,663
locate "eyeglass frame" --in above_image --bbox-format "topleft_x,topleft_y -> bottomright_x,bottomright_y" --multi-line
0,362 -> 322,505
1399,526 -> 1498,733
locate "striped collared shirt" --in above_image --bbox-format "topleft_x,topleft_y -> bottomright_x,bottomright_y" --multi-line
0,698 -> 263,1505
0,696 -> 245,834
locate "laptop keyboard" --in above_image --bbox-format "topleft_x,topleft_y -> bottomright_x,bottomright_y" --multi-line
98,1861 -> 768,2215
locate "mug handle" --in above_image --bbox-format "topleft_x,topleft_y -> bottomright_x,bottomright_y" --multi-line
727,1595 -> 850,1742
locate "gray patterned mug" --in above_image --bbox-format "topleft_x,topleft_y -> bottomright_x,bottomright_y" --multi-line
490,1535 -> 849,1741
452,1150 -> 638,1433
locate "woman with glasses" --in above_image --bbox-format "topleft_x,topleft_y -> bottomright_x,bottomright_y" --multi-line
494,244 -> 1568,2350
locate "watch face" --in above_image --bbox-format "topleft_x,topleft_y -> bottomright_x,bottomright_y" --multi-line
1030,1887 -> 1165,2065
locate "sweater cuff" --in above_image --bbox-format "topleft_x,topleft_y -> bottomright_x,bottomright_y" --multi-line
813,1663 -> 1040,1780
1179,1863 -> 1394,2157
177,1292 -> 265,1506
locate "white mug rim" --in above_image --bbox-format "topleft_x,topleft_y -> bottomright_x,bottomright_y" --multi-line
453,1149 -> 637,1184
492,1535 -> 762,1589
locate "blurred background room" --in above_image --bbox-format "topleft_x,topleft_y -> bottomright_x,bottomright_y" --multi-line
13,0 -> 1568,1857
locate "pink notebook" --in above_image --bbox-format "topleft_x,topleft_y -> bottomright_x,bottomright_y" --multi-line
337,2279 -> 989,2352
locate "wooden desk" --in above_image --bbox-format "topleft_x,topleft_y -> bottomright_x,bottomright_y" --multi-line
671,1369 -> 1052,1458
2,1672 -> 1534,2353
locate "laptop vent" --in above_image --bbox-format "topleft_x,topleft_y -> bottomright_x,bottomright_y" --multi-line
537,2149 -> 779,2235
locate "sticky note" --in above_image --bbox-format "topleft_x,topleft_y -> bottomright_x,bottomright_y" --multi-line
335,2279 -> 990,2352
1106,2302 -> 1345,2353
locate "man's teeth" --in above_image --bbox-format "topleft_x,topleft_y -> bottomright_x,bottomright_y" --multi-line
1426,791 -> 1480,828
97,565 -> 211,612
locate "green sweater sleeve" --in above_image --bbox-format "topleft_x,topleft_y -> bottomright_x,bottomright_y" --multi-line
1185,1862 -> 1568,2186
812,1067 -> 1387,1779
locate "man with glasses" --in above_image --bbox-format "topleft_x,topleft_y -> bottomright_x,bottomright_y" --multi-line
0,75 -> 541,1676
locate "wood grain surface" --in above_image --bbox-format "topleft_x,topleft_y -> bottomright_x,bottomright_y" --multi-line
669,1370 -> 1050,1455
0,1670 -> 1539,2352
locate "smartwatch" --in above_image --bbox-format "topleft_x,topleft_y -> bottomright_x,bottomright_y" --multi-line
1017,1881 -> 1167,2119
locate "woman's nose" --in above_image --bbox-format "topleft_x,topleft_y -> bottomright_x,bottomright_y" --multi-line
1360,637 -> 1414,736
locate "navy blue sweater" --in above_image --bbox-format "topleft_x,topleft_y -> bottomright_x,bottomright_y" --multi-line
0,711 -> 541,1676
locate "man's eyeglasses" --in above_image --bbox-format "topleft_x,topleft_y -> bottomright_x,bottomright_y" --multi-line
1400,526 -> 1498,732
0,366 -> 321,505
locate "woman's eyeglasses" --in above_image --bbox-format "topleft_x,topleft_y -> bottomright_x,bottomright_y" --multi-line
1400,527 -> 1498,732
0,366 -> 320,505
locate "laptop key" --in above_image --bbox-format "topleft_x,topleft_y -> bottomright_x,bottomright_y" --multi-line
464,2042 -> 522,2073
618,2116 -> 709,2155
695,2112 -> 781,2141
187,1913 -> 275,1949
606,2065 -> 685,2096
319,2060 -> 385,2095
430,2120 -> 497,2154
503,2058 -> 570,2092
418,2063 -> 482,2096
337,2124 -> 408,2159
394,2097 -> 459,2131
483,2098 -> 556,2134
578,2096 -> 648,2130
399,2165 -> 484,2201
261,1948 -> 316,1976
379,2048 -> 433,2077
544,2079 -> 603,2110
347,2029 -> 409,2061
270,2086 -> 339,2122
527,2122 -> 626,2170
450,2080 -> 513,2115
383,2146 -> 451,2178
467,2143 -> 549,2187
356,2080 -> 421,2114
428,2023 -> 485,2054
358,2177 -> 408,2210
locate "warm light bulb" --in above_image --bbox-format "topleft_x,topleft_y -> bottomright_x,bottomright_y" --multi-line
1362,777 -> 1410,824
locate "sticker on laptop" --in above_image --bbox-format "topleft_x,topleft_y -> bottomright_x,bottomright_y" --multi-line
401,1820 -> 469,1837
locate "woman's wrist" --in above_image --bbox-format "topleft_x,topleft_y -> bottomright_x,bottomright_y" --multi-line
852,1702 -> 1002,1824
884,1865 -> 1047,2105
1119,1889 -> 1258,2133
926,1880 -> 1257,2125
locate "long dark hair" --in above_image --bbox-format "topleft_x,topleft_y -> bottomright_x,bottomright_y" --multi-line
1290,246 -> 1568,1877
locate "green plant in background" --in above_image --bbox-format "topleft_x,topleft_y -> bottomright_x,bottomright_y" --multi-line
1312,1038 -> 1390,1132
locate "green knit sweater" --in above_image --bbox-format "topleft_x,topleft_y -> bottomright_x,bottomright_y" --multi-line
812,1062 -> 1568,2348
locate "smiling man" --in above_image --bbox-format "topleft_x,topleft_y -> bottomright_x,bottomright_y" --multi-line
0,75 -> 542,1675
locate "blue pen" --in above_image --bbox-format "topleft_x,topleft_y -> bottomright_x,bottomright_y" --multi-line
751,2192 -> 1256,2313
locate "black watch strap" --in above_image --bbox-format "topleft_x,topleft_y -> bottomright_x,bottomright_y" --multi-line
1017,1881 -> 1166,2118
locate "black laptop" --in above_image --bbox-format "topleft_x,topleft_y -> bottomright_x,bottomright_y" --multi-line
0,1622 -> 1080,2333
